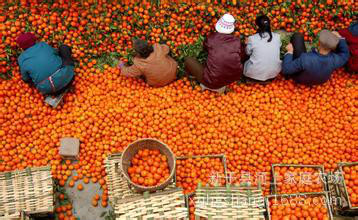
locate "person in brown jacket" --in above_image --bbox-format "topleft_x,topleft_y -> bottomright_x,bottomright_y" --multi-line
118,39 -> 178,87
185,14 -> 246,92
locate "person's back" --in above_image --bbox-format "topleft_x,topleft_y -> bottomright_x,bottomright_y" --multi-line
18,42 -> 62,84
338,22 -> 358,73
121,41 -> 177,87
244,32 -> 281,81
244,15 -> 281,81
282,30 -> 350,86
288,50 -> 348,85
203,32 -> 244,89
133,44 -> 177,87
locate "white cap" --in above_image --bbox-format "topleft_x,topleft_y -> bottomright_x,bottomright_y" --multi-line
215,14 -> 235,34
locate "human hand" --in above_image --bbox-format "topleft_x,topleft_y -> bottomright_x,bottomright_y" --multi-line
286,43 -> 293,54
117,60 -> 125,69
332,31 -> 342,38
245,37 -> 249,44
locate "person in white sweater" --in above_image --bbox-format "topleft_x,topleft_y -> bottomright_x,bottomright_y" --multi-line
244,15 -> 282,82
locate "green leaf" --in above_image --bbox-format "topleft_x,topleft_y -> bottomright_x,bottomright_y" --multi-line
100,211 -> 107,217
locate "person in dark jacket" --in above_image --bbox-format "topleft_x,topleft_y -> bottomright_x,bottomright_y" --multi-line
17,33 -> 75,96
184,14 -> 246,92
338,21 -> 358,73
282,30 -> 350,86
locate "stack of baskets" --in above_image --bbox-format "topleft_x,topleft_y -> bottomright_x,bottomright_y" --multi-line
105,138 -> 188,220
0,166 -> 54,220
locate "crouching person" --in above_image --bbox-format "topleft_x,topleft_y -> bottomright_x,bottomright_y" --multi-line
282,30 -> 350,86
118,39 -> 178,87
338,21 -> 358,73
184,14 -> 245,93
17,33 -> 75,107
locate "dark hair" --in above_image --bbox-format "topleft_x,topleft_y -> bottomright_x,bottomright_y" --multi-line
256,15 -> 272,42
133,39 -> 154,58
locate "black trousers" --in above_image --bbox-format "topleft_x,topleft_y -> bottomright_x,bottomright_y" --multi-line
48,45 -> 75,96
291,33 -> 307,60
58,45 -> 75,66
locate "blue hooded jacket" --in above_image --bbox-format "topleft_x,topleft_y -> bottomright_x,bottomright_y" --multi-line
282,39 -> 350,86
348,22 -> 358,36
18,42 -> 74,94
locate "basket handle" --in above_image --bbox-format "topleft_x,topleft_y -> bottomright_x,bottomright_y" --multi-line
115,163 -> 119,173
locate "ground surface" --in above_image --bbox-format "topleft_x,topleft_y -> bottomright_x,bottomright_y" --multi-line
65,171 -> 111,220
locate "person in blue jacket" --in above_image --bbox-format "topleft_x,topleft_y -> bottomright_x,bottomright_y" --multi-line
17,33 -> 75,95
282,30 -> 350,86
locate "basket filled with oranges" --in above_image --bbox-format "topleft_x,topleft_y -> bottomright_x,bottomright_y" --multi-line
175,154 -> 228,194
333,162 -> 358,212
121,138 -> 176,193
265,192 -> 334,220
271,164 -> 327,195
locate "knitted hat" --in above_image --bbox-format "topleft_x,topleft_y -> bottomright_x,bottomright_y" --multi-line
319,30 -> 339,51
215,14 -> 235,34
16,33 -> 37,50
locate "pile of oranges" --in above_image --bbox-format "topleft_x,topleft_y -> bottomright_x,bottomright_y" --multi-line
55,203 -> 76,220
0,0 -> 358,219
269,196 -> 330,220
176,157 -> 226,194
343,165 -> 358,207
274,166 -> 325,194
128,149 -> 170,187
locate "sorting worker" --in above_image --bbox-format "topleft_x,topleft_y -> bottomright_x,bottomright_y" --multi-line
282,30 -> 350,85
17,32 -> 75,96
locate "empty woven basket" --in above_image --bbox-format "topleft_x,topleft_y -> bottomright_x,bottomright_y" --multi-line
121,138 -> 176,192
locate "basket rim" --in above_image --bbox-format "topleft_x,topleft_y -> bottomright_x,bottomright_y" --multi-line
120,138 -> 176,191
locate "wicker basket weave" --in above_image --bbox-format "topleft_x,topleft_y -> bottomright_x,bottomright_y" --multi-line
193,185 -> 266,220
0,166 -> 53,219
115,188 -> 188,220
105,153 -> 177,206
121,138 -> 176,192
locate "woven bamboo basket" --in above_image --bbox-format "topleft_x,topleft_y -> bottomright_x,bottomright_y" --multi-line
105,152 -> 177,206
332,162 -> 358,212
192,185 -> 266,220
114,188 -> 188,220
121,138 -> 176,192
0,211 -> 30,220
0,166 -> 54,219
0,213 -> 21,220
265,192 -> 334,220
271,164 -> 327,194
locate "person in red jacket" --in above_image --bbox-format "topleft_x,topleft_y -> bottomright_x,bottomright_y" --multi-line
184,14 -> 246,92
338,21 -> 358,73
